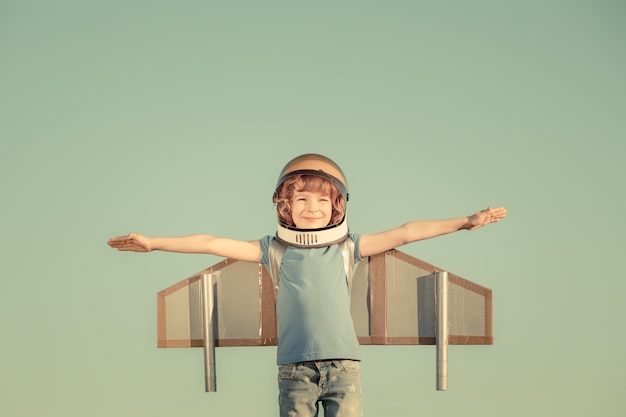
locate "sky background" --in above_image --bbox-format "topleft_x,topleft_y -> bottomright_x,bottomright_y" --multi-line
1,1 -> 624,416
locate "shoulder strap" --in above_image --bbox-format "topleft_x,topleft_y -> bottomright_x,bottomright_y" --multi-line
268,239 -> 286,300
338,237 -> 356,291
268,237 -> 357,300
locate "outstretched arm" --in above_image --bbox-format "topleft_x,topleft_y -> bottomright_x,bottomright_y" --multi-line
359,206 -> 506,258
107,233 -> 261,263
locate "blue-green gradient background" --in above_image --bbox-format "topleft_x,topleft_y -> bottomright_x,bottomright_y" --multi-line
1,1 -> 624,416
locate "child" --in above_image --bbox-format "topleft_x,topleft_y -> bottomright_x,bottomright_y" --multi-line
108,153 -> 506,417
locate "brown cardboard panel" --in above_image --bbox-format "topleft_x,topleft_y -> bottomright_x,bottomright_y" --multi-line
157,249 -> 493,348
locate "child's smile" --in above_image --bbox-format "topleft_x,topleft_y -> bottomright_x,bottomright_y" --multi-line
290,191 -> 332,229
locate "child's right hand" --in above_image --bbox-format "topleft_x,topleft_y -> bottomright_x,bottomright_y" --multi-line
108,233 -> 152,252
465,206 -> 507,230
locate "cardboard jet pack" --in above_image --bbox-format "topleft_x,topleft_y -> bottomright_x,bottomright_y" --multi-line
157,249 -> 493,392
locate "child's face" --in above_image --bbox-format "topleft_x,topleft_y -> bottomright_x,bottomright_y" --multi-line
290,190 -> 333,229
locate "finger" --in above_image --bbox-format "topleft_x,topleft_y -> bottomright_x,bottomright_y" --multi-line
493,208 -> 507,218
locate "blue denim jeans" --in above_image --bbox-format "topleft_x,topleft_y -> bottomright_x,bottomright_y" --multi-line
277,360 -> 363,417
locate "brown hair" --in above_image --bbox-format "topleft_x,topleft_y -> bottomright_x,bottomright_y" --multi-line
273,174 -> 346,227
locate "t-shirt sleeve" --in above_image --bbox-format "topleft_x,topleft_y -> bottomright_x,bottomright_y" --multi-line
349,232 -> 362,264
258,235 -> 274,266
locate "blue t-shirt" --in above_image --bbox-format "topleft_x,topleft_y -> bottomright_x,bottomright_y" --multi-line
259,234 -> 363,365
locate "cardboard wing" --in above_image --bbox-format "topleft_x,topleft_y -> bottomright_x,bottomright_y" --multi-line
156,249 -> 492,392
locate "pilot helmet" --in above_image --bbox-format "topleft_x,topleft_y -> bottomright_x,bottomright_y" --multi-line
273,153 -> 349,247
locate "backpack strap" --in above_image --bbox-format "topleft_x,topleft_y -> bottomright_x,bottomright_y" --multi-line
267,237 -> 356,301
268,239 -> 286,300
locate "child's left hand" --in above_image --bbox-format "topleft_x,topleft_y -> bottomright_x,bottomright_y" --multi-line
466,206 -> 507,230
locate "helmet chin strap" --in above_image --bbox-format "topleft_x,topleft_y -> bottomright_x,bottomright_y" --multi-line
275,218 -> 349,248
